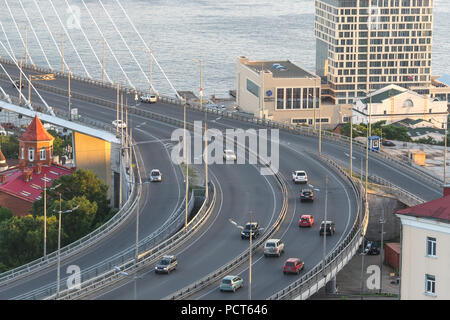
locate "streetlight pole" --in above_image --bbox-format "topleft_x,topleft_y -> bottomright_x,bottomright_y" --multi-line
360,156 -> 365,300
68,70 -> 72,120
19,58 -> 23,105
184,97 -> 189,232
319,105 -> 322,155
322,176 -> 328,270
379,211 -> 385,295
365,89 -> 373,201
249,211 -> 253,301
444,115 -> 448,184
55,194 -> 79,298
43,177 -> 61,259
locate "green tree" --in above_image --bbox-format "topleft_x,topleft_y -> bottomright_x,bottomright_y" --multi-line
47,129 -> 63,156
0,135 -> 19,158
0,207 -> 13,223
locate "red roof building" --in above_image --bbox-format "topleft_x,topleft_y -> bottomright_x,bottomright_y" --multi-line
0,116 -> 72,217
397,195 -> 450,223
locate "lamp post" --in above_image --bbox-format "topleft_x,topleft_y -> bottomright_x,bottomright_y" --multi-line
43,177 -> 61,259
322,176 -> 328,272
444,114 -> 448,184
95,39 -> 105,85
229,215 -> 264,300
54,193 -> 79,298
193,58 -> 203,108
142,46 -> 153,95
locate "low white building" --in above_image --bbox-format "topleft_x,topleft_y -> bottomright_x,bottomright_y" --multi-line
396,189 -> 450,300
353,84 -> 448,129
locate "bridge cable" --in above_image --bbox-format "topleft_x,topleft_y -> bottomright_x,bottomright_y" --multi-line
0,19 -> 15,62
0,40 -> 56,116
79,0 -> 135,89
62,0 -> 112,84
30,0 -> 70,72
16,0 -> 53,70
3,0 -> 34,65
114,0 -> 181,99
47,0 -> 92,78
97,0 -> 151,92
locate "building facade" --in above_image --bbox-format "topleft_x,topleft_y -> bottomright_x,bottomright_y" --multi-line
315,0 -> 434,105
353,84 -> 447,127
237,56 -> 350,126
396,192 -> 450,300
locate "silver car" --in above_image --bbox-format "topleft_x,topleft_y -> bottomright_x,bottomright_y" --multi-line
150,169 -> 162,182
264,239 -> 285,257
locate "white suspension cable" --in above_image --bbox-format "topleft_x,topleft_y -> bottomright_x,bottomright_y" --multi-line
79,0 -> 134,88
31,0 -> 69,72
47,0 -> 91,77
0,19 -> 15,62
97,0 -> 149,91
0,40 -> 55,115
0,60 -> 32,110
0,85 -> 12,103
4,0 -> 33,65
63,0 -> 112,83
17,0 -> 53,70
114,0 -> 181,99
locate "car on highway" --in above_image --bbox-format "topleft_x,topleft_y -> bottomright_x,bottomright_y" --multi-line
112,119 -> 127,129
319,220 -> 336,236
382,140 -> 396,147
140,94 -> 157,103
154,255 -> 178,274
283,258 -> 304,275
205,103 -> 226,112
241,222 -> 260,239
299,214 -> 314,227
13,80 -> 24,89
219,275 -> 243,292
264,239 -> 285,257
150,169 -> 162,182
223,149 -> 237,161
300,189 -> 314,202
292,170 -> 308,184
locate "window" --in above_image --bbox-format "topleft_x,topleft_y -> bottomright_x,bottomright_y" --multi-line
276,88 -> 284,110
246,79 -> 260,97
21,147 -> 24,160
40,147 -> 46,160
28,147 -> 34,162
426,237 -> 436,257
425,274 -> 435,295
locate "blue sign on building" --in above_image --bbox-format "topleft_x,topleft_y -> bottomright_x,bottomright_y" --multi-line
368,136 -> 380,152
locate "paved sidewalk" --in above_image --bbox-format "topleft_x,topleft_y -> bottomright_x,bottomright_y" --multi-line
310,251 -> 400,300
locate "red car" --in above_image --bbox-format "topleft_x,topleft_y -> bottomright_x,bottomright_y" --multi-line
299,214 -> 314,227
283,258 -> 304,275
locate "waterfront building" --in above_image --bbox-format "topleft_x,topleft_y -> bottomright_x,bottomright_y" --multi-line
315,0 -> 434,105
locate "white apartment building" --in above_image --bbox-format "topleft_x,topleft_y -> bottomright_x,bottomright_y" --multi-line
396,192 -> 450,300
315,0 -> 434,105
353,84 -> 448,127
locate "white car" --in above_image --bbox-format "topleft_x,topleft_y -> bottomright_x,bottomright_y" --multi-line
264,239 -> 285,257
292,170 -> 308,184
150,169 -> 162,182
140,94 -> 157,103
112,120 -> 127,129
223,149 -> 237,162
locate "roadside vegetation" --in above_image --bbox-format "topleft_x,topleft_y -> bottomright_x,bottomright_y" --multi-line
0,169 -> 115,273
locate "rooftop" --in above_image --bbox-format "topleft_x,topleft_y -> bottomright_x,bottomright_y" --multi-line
20,116 -> 54,142
361,88 -> 405,104
245,60 -> 318,79
0,164 -> 72,202
435,74 -> 450,87
397,195 -> 450,223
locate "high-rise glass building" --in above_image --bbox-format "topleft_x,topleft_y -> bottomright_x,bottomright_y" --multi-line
315,0 -> 434,105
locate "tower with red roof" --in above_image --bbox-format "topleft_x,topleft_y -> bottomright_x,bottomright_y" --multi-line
18,116 -> 54,168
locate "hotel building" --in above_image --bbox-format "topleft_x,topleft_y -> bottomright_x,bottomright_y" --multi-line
315,0 -> 434,105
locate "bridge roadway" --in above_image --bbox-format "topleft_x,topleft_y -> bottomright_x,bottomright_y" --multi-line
0,62 -> 442,299
0,72 -> 282,299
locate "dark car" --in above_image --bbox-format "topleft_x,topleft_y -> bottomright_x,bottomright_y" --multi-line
319,221 -> 336,236
155,255 -> 178,274
382,140 -> 395,147
13,80 -> 24,89
364,240 -> 380,255
241,222 -> 260,239
300,189 -> 314,202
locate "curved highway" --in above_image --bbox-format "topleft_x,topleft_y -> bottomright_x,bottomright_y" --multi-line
0,60 -> 442,300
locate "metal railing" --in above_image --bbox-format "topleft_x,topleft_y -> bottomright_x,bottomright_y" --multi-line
0,101 -> 140,288
14,188 -> 197,300
368,175 -> 425,206
48,182 -> 216,300
267,154 -> 368,300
